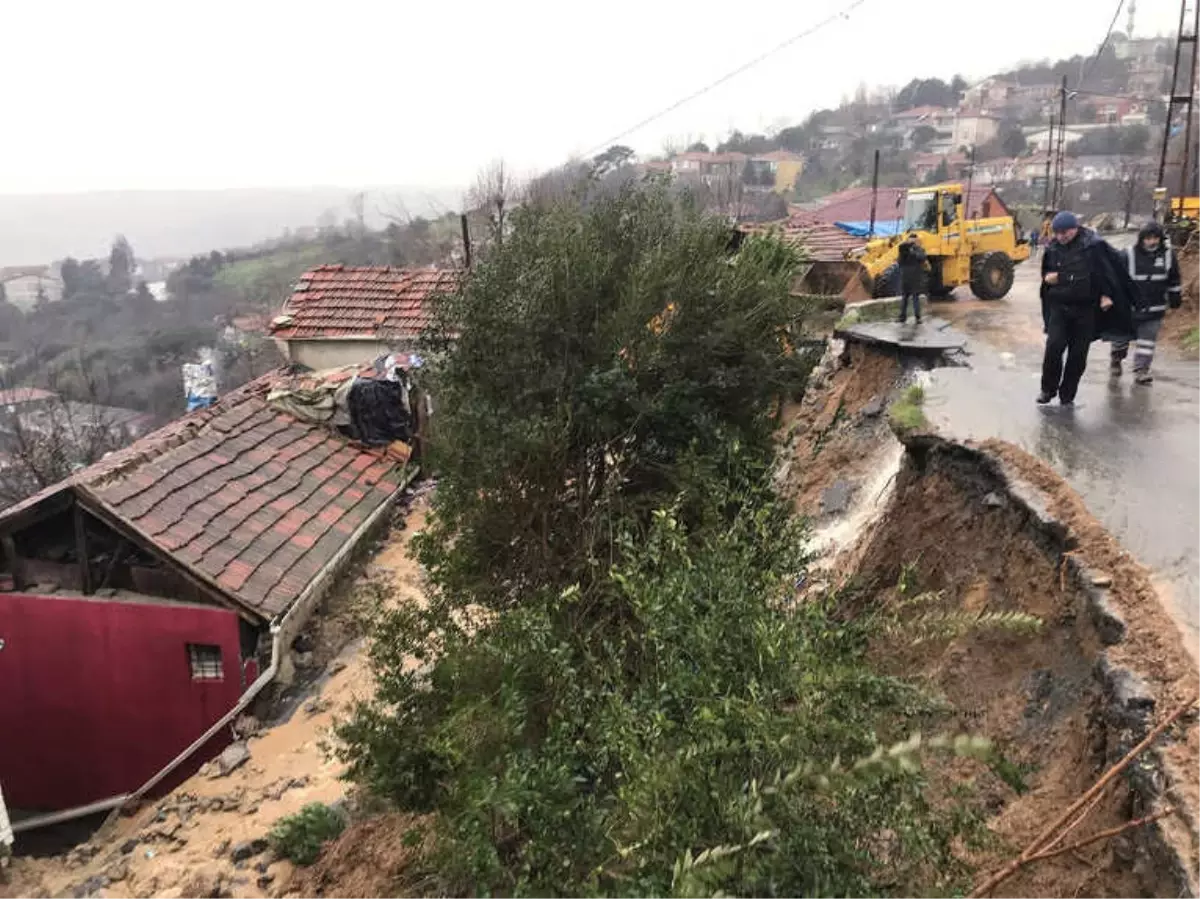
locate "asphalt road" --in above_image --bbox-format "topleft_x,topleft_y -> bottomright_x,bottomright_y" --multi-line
922,241 -> 1199,651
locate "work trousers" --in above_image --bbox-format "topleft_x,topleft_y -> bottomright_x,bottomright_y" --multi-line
899,290 -> 922,323
1111,316 -> 1162,373
1041,303 -> 1095,403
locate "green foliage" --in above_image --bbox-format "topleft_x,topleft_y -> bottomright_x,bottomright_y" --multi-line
269,803 -> 347,866
338,183 -> 989,896
889,385 -> 928,433
1183,327 -> 1199,353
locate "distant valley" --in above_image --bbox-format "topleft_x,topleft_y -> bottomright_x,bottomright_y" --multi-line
0,185 -> 463,266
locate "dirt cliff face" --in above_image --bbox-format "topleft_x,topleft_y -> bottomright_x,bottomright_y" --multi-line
781,338 -> 1198,898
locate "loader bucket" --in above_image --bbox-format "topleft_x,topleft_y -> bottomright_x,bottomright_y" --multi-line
797,260 -> 871,302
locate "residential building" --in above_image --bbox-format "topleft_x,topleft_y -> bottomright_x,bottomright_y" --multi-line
752,150 -> 805,192
891,106 -> 957,152
1023,124 -> 1097,153
911,152 -> 969,182
1079,95 -> 1144,124
271,265 -> 461,370
0,368 -> 417,822
962,78 -> 1020,111
952,112 -> 1001,150
0,267 -> 63,309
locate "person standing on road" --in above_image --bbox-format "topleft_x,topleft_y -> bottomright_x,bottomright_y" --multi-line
1110,221 -> 1183,385
1038,211 -> 1136,407
897,232 -> 927,325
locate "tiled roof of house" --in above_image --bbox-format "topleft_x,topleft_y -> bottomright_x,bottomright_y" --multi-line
0,387 -> 58,406
0,368 -> 411,621
271,265 -> 461,341
739,213 -> 866,262
805,185 -> 1009,223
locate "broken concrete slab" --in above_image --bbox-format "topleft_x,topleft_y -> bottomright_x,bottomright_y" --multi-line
834,317 -> 967,354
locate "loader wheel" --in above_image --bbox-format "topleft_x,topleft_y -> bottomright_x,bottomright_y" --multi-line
871,263 -> 900,299
970,252 -> 1014,300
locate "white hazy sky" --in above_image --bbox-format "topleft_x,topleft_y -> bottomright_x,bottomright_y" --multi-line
1,0 -> 1183,194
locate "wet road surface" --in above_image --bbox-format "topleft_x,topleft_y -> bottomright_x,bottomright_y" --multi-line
923,242 -> 1199,650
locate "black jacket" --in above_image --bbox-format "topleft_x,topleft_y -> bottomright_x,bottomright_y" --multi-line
1040,229 -> 1136,341
897,241 -> 927,292
1124,243 -> 1183,320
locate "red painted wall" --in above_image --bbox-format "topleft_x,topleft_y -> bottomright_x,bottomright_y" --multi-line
0,592 -> 248,811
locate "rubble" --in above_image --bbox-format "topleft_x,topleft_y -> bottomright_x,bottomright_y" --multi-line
210,742 -> 251,778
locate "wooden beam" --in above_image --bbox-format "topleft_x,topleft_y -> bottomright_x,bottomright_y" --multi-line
0,487 -> 74,535
2,535 -> 24,591
75,494 -> 264,625
74,502 -> 93,595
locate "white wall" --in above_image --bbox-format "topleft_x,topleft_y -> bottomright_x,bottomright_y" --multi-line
284,339 -> 396,371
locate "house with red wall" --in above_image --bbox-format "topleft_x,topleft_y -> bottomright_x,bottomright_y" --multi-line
0,367 -> 416,831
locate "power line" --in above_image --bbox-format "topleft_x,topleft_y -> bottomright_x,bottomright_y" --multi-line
583,0 -> 869,157
1079,0 -> 1127,88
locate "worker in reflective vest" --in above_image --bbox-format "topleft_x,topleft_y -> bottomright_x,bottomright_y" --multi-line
1110,221 -> 1183,385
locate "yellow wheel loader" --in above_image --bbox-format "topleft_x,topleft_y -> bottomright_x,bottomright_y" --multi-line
852,183 -> 1030,301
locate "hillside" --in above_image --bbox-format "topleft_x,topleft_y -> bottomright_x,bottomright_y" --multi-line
0,187 -> 462,268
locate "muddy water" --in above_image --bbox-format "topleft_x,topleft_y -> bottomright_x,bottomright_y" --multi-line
928,256 -> 1200,657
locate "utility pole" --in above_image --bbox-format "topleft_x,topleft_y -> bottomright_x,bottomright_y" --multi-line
964,145 -> 976,221
867,149 -> 880,238
460,214 -> 472,270
1157,0 -> 1199,219
1043,113 -> 1055,211
1052,76 -> 1069,209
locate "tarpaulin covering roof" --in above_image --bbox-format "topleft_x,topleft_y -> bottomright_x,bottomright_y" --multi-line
834,220 -> 905,238
272,265 -> 461,341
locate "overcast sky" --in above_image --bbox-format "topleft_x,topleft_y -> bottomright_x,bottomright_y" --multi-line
2,0 -> 1183,195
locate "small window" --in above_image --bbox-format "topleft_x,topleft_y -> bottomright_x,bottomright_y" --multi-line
188,643 -> 223,681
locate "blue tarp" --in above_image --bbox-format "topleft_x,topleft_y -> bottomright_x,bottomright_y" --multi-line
834,220 -> 905,238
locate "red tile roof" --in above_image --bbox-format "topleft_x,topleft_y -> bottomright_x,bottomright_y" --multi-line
805,185 -> 1010,223
740,213 -> 866,262
0,387 -> 57,406
272,265 -> 460,341
0,369 -> 412,621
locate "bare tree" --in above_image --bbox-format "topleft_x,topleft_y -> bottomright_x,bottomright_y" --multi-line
0,356 -> 135,507
468,159 -> 523,247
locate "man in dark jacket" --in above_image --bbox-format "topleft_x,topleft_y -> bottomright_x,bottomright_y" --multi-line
1110,220 -> 1183,385
896,233 -> 927,325
1038,211 -> 1136,407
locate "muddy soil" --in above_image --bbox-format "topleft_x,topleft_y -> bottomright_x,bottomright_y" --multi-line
1162,239 -> 1198,354
850,438 -> 1195,897
777,340 -> 902,521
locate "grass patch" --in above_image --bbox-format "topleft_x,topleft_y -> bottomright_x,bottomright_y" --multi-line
889,384 -> 927,433
1183,326 -> 1199,352
269,802 -> 347,866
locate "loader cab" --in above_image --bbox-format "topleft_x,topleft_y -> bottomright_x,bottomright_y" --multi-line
902,187 -> 963,235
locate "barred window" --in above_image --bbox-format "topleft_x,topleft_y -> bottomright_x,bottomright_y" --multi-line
188,644 -> 223,681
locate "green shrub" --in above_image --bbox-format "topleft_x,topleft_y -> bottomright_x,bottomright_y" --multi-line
336,183 -> 987,896
268,803 -> 346,866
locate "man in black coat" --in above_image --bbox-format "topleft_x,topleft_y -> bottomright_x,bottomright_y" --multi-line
896,233 -> 927,325
1109,220 -> 1183,385
1038,211 -> 1136,407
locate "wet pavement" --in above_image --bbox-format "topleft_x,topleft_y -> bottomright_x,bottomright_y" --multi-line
922,243 -> 1200,651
